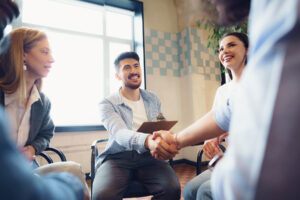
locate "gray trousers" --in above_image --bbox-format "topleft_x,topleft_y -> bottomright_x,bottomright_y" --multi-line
183,169 -> 213,200
92,151 -> 181,200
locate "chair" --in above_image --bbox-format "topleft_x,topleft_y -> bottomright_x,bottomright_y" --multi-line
36,147 -> 67,166
196,143 -> 226,175
90,139 -> 174,198
36,147 -> 90,198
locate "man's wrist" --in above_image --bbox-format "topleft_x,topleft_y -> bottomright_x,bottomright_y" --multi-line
144,135 -> 151,149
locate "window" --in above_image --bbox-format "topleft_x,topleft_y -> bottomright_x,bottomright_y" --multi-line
14,0 -> 144,130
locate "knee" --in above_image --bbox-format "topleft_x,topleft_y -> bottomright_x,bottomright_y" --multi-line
196,182 -> 212,200
183,181 -> 198,200
92,180 -> 118,200
160,179 -> 181,199
92,188 -> 117,200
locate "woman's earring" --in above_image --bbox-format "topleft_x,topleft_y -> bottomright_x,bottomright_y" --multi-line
23,61 -> 27,70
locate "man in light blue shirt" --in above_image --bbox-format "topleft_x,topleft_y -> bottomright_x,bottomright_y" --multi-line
92,51 -> 180,200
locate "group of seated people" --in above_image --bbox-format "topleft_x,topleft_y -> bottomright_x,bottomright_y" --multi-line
1,0 -> 300,199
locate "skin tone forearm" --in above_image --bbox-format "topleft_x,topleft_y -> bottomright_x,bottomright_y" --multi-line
151,111 -> 225,160
176,111 -> 225,149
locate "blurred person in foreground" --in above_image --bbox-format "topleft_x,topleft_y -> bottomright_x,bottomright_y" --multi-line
0,1 -> 88,199
153,0 -> 300,199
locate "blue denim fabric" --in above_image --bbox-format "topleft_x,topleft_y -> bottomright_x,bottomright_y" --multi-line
96,88 -> 162,166
183,169 -> 212,200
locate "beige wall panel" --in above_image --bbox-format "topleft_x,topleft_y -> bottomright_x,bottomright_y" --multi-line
139,0 -> 178,33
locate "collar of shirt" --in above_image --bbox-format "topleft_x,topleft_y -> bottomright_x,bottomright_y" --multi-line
110,87 -> 146,106
28,85 -> 42,106
5,85 -> 42,107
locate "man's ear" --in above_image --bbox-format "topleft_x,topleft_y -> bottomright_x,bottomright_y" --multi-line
115,73 -> 121,80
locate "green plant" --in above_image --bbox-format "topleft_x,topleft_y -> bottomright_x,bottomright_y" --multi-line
196,19 -> 248,54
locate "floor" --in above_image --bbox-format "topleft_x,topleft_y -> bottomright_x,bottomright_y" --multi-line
88,163 -> 206,200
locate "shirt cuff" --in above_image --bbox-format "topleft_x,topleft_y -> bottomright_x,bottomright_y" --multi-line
136,133 -> 150,153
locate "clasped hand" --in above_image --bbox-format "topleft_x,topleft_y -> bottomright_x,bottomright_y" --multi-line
146,130 -> 178,160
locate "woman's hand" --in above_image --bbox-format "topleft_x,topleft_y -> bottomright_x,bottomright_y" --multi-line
21,145 -> 36,161
203,139 -> 222,160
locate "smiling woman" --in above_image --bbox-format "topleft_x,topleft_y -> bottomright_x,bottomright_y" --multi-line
0,27 -> 55,165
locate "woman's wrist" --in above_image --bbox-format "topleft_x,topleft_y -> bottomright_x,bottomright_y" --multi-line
174,133 -> 180,150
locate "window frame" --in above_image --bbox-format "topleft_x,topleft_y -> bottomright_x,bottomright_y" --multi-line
13,0 -> 145,132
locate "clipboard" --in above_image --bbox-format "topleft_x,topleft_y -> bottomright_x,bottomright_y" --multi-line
137,121 -> 178,134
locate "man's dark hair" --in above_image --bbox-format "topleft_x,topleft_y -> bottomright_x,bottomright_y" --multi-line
211,0 -> 251,26
114,51 -> 140,72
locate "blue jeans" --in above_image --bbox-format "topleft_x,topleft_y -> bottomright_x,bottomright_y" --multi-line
183,169 -> 213,200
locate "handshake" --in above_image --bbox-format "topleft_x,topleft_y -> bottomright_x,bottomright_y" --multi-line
145,130 -> 179,160
145,130 -> 228,161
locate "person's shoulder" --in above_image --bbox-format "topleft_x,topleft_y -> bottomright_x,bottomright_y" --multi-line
216,82 -> 232,94
140,88 -> 158,97
140,89 -> 160,100
100,91 -> 121,105
39,92 -> 50,105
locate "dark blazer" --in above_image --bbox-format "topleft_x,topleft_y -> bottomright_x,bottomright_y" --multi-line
0,88 -> 54,154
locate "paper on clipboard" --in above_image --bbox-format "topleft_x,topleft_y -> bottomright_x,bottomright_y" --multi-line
137,121 -> 178,134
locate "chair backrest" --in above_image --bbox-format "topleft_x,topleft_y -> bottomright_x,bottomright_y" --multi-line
90,139 -> 108,184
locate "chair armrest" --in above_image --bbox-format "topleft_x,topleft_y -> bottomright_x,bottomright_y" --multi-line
219,144 -> 226,153
36,147 -> 67,167
90,139 -> 109,183
38,152 -> 54,163
196,143 -> 226,175
44,147 -> 67,162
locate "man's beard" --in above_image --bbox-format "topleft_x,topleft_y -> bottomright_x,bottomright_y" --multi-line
124,73 -> 141,89
125,81 -> 141,90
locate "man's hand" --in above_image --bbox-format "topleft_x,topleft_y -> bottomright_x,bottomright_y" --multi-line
150,130 -> 178,160
21,145 -> 36,161
152,130 -> 176,146
145,134 -> 178,160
